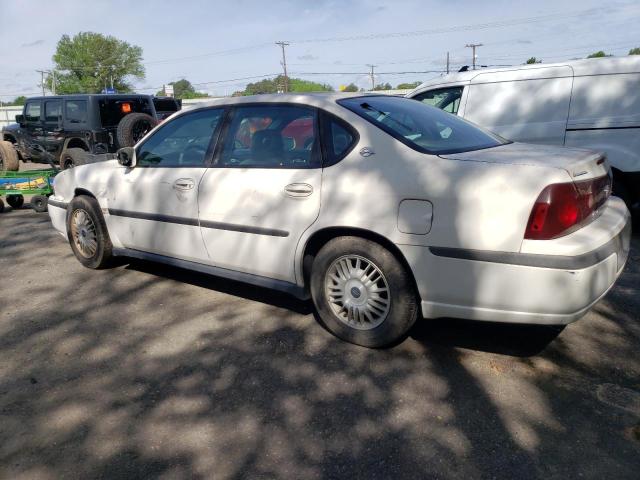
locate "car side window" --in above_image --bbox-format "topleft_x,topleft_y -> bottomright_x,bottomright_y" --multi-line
136,108 -> 224,167
65,100 -> 88,124
414,87 -> 464,114
44,100 -> 62,123
218,105 -> 320,168
25,102 -> 41,123
322,113 -> 358,167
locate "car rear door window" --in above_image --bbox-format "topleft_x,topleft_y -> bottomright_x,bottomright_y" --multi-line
413,87 -> 464,114
25,102 -> 41,122
218,105 -> 320,168
136,108 -> 224,167
65,100 -> 88,124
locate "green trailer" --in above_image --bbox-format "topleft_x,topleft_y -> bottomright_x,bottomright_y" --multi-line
0,169 -> 57,213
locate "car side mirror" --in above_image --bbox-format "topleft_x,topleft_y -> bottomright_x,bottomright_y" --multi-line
117,147 -> 136,167
15,114 -> 25,126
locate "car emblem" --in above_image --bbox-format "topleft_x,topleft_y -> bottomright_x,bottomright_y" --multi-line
359,147 -> 375,157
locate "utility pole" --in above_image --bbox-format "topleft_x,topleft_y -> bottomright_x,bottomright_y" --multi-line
275,41 -> 290,92
366,64 -> 376,91
465,43 -> 483,70
36,70 -> 48,96
446,52 -> 450,74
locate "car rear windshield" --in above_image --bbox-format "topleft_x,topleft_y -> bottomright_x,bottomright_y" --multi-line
99,97 -> 154,127
338,95 -> 508,155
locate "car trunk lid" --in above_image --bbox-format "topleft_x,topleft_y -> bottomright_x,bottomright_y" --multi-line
439,142 -> 609,180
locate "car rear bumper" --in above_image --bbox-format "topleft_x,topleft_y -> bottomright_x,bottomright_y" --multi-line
399,197 -> 631,325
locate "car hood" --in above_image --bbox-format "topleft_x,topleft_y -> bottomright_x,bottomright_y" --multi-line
439,142 -> 608,180
2,123 -> 19,132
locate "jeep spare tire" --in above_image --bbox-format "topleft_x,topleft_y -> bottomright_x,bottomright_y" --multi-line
0,140 -> 19,171
116,113 -> 157,147
60,148 -> 89,170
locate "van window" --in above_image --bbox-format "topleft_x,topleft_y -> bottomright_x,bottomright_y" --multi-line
339,95 -> 507,155
414,87 -> 463,114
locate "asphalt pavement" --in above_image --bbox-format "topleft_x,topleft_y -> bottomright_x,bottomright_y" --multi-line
0,201 -> 639,479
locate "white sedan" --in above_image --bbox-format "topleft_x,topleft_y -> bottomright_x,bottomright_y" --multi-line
48,93 -> 631,347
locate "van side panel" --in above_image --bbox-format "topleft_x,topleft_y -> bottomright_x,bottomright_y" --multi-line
565,72 -> 640,172
464,66 -> 573,145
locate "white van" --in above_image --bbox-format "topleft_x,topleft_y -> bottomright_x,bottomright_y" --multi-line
407,57 -> 640,209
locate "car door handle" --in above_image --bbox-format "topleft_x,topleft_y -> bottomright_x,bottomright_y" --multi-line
173,178 -> 195,191
284,183 -> 313,197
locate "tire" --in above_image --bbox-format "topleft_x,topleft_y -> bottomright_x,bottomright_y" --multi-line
310,236 -> 418,348
60,148 -> 88,170
116,113 -> 157,148
31,195 -> 48,213
6,194 -> 24,209
66,195 -> 113,269
0,140 -> 19,171
0,199 -> 4,213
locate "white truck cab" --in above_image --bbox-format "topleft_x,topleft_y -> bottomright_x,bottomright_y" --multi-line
407,57 -> 640,209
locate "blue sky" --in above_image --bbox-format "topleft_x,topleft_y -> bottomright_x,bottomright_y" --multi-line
0,0 -> 639,98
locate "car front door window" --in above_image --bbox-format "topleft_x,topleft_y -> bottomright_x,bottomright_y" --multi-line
136,108 -> 225,167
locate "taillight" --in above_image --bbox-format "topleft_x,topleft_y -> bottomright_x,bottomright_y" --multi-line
525,175 -> 611,240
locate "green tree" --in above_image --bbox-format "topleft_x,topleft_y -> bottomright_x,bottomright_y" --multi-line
156,79 -> 208,99
526,57 -> 541,64
46,32 -> 144,94
7,96 -> 27,106
241,76 -> 333,95
373,82 -> 392,91
341,83 -> 359,92
587,51 -> 611,58
396,81 -> 421,89
629,47 -> 640,55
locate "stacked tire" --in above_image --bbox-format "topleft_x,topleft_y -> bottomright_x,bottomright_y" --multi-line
0,140 -> 19,171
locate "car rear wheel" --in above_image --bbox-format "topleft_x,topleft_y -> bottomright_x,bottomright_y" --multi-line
60,148 -> 88,170
0,140 -> 19,171
310,236 -> 418,348
66,196 -> 113,269
116,113 -> 157,147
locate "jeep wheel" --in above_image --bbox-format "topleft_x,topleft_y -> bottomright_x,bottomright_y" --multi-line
117,113 -> 157,147
310,236 -> 418,348
60,148 -> 88,170
0,140 -> 19,171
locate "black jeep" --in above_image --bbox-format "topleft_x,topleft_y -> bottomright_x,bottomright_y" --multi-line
0,94 -> 180,170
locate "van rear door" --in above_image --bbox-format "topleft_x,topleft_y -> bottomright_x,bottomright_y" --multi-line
464,65 -> 573,145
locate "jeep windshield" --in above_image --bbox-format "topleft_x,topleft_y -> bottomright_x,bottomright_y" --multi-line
338,95 -> 508,155
99,97 -> 154,127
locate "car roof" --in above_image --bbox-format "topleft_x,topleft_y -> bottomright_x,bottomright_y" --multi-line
185,92 -> 370,108
409,56 -> 640,93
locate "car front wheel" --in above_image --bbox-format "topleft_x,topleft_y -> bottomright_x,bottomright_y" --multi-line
66,195 -> 113,269
310,236 -> 418,348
